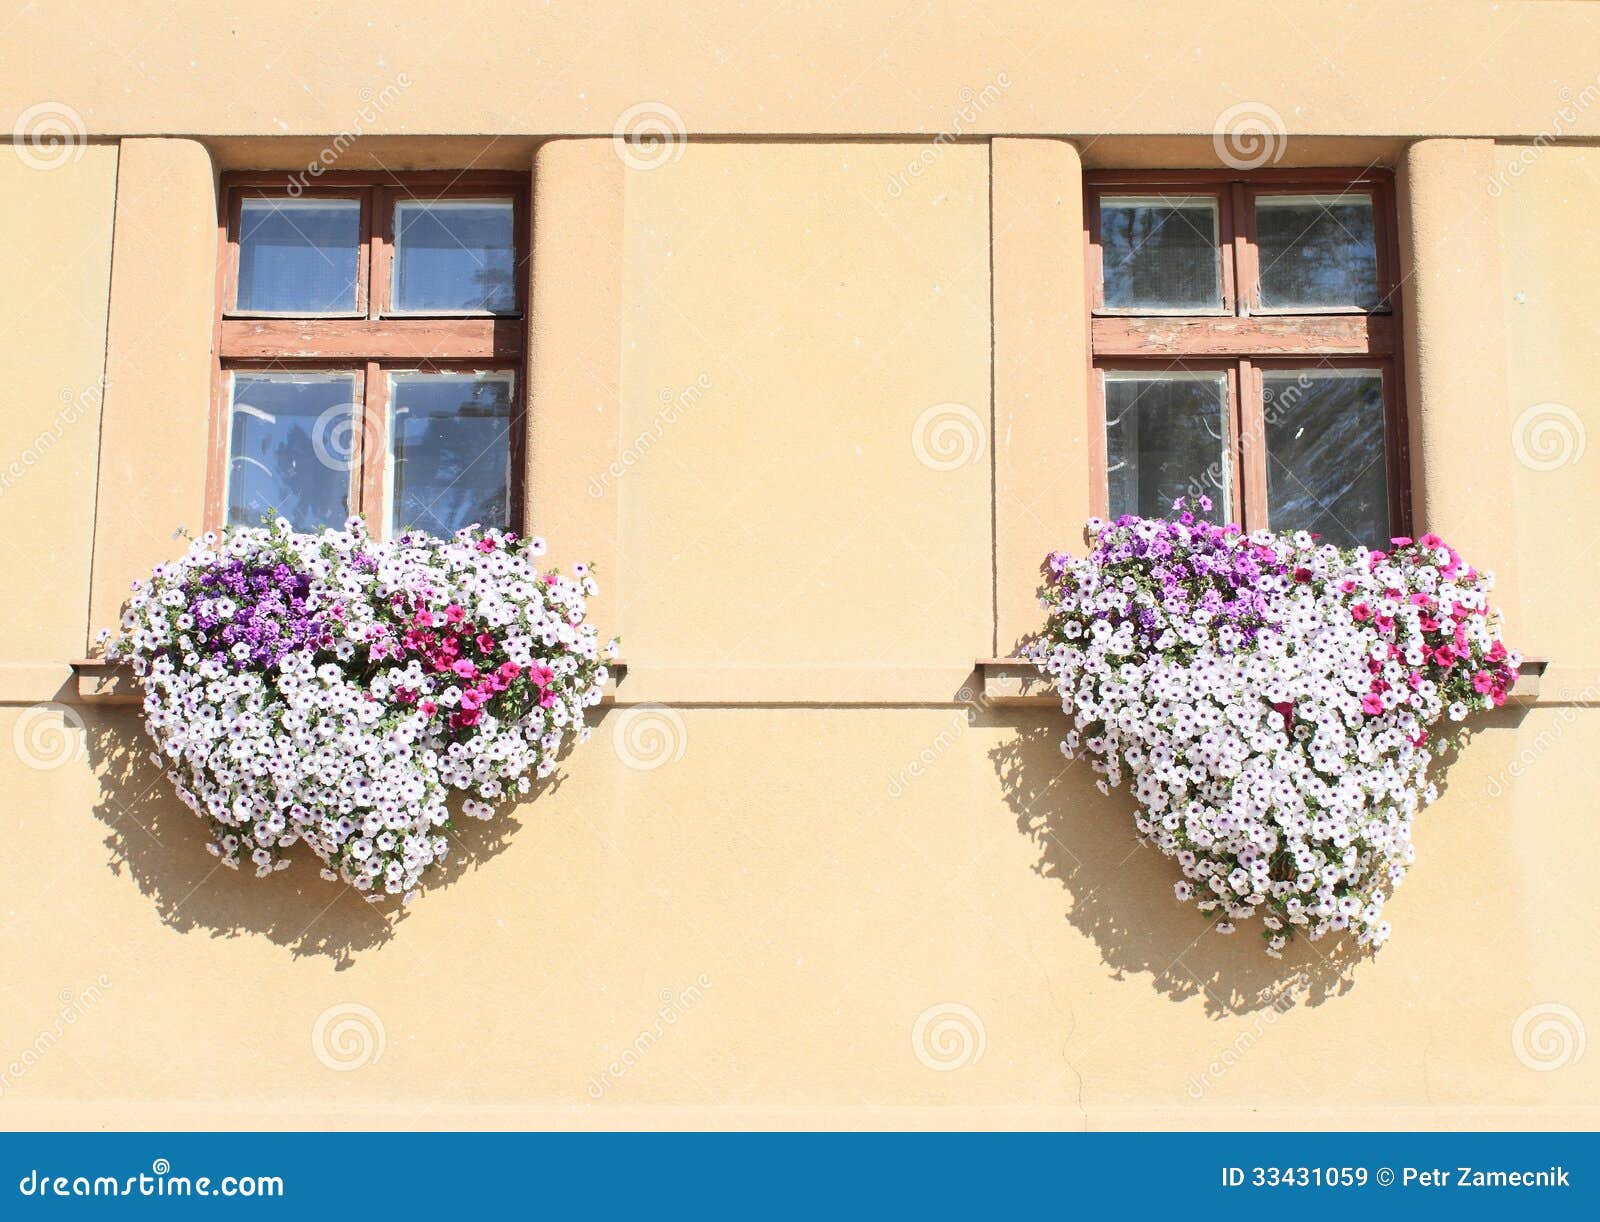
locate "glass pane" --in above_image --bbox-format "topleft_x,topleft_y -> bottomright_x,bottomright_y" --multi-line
389,373 -> 513,536
236,199 -> 361,313
1100,195 -> 1221,310
1263,370 -> 1390,547
1255,194 -> 1379,310
1104,372 -> 1229,519
227,373 -> 360,530
392,201 -> 516,313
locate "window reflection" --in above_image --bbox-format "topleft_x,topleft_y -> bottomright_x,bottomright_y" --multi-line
1101,196 -> 1222,311
227,372 -> 360,529
1263,369 -> 1389,546
1104,371 -> 1230,518
1255,195 -> 1379,310
392,201 -> 517,313
388,372 -> 514,535
236,199 -> 361,314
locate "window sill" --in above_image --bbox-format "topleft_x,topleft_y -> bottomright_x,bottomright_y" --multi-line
69,658 -> 628,706
53,657 -> 1587,710
977,656 -> 1562,708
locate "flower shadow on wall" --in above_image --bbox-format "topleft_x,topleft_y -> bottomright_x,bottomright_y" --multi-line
82,714 -> 575,968
991,506 -> 1524,1018
991,721 -> 1357,1017
83,517 -> 614,968
989,715 -> 1519,1018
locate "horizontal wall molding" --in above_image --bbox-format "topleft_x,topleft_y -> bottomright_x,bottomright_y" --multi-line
0,658 -> 1577,711
0,664 -> 75,706
596,665 -> 982,707
16,4 -> 1600,142
10,660 -> 1000,710
59,659 -> 628,708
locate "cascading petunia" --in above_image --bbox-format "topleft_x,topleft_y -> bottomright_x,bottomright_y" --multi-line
104,515 -> 617,901
1028,496 -> 1518,956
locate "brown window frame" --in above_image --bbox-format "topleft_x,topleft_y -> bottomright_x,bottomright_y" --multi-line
1085,167 -> 1410,539
206,170 -> 530,536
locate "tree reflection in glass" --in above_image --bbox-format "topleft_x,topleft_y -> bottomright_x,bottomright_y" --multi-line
1104,371 -> 1230,519
389,372 -> 513,536
227,372 -> 360,529
1100,196 -> 1222,311
1256,195 -> 1379,310
1263,369 -> 1389,547
392,201 -> 517,313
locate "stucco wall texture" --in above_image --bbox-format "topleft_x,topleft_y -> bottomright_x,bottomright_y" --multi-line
1,2 -> 1598,1130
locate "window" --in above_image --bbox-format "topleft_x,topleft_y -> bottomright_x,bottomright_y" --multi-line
1087,169 -> 1408,548
209,172 -> 528,536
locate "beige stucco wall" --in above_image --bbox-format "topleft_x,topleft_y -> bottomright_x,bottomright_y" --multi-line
86,138 -> 219,644
613,142 -> 991,700
1,702 -> 1594,1128
1496,143 -> 1600,676
3,2 -> 1600,139
1399,139 -> 1520,630
0,144 -> 116,679
2,1 -> 1598,1131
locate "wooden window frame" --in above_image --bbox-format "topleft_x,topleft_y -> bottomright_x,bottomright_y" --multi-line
1085,167 -> 1410,539
206,171 -> 529,534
